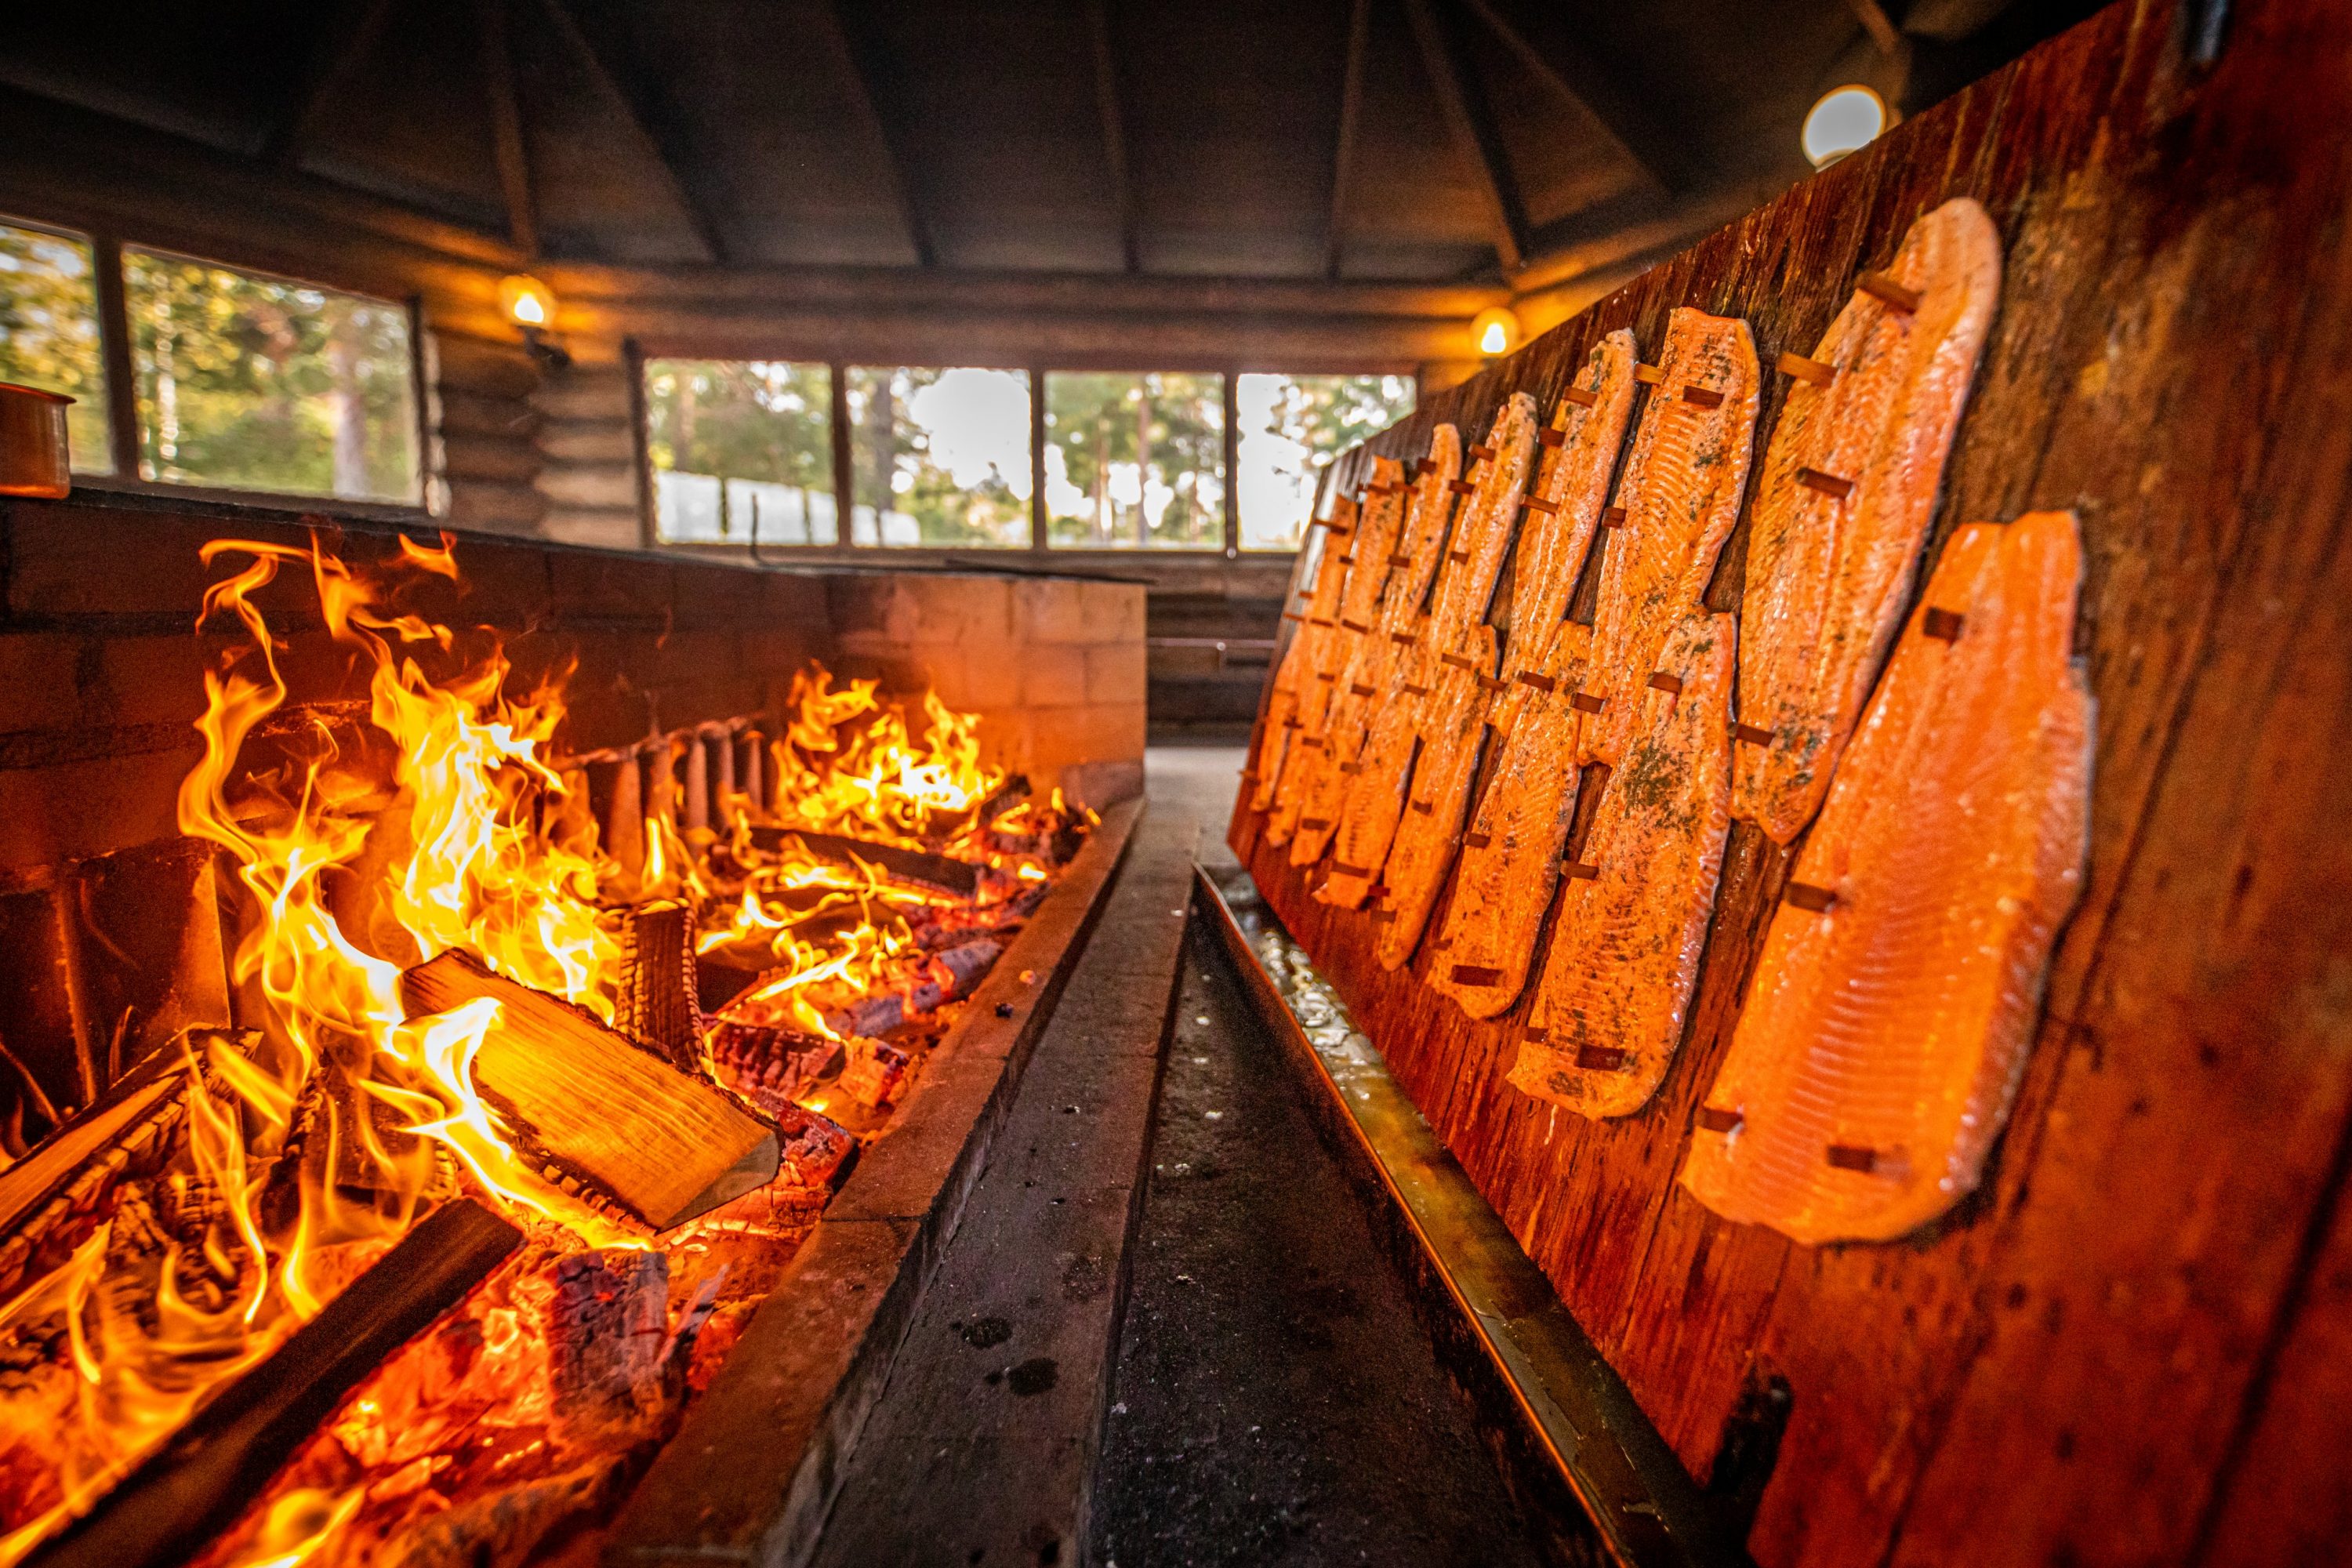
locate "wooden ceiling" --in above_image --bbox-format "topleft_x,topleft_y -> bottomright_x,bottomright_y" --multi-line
0,0 -> 2099,287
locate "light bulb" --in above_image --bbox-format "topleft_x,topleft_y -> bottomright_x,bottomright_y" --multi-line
1471,306 -> 1521,358
498,274 -> 556,328
1803,85 -> 1888,169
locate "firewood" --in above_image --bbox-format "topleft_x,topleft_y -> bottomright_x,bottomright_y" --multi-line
745,825 -> 981,899
839,1037 -> 913,1109
904,938 -> 1004,1014
528,1246 -> 673,1445
602,901 -> 703,1073
706,1018 -> 841,1109
0,1029 -> 253,1301
27,1198 -> 522,1568
398,952 -> 778,1230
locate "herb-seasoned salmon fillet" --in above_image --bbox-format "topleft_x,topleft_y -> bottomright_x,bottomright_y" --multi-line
1373,622 -> 1501,969
1584,310 -> 1759,768
1734,198 -> 2003,844
1509,611 -> 1736,1112
1682,510 -> 2092,1245
1247,491 -> 1357,816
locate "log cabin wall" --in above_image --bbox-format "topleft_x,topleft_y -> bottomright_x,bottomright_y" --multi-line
1233,1 -> 2352,1563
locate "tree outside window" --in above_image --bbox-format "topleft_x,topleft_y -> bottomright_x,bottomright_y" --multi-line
1044,372 -> 1225,550
1236,372 -> 1417,551
644,359 -> 836,543
123,248 -> 419,504
0,220 -> 113,474
846,366 -> 1032,547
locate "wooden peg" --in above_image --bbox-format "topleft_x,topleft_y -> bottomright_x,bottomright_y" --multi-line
1647,672 -> 1685,695
1474,674 -> 1508,692
1561,386 -> 1599,408
1602,504 -> 1628,528
1349,683 -> 1376,698
1825,1144 -> 1880,1172
1796,466 -> 1856,500
1283,717 -> 1303,729
1462,830 -> 1493,849
1576,1044 -> 1630,1072
1447,548 -> 1472,563
1315,671 -> 1338,683
1299,736 -> 1325,750
1563,860 -> 1600,880
1570,692 -> 1606,715
1922,607 -> 1966,641
1409,800 -> 1434,815
1439,652 -> 1474,671
1447,479 -> 1476,496
1338,760 -> 1363,775
1784,881 -> 1837,912
1337,554 -> 1356,566
1298,816 -> 1331,831
1634,363 -> 1665,384
1859,271 -> 1922,311
1326,522 -> 1356,536
1777,351 -> 1837,387
1523,494 -> 1559,515
1415,458 -> 1436,478
1389,630 -> 1418,645
1308,615 -> 1336,627
1401,682 -> 1432,696
1332,861 -> 1370,877
1538,427 -> 1566,448
1450,964 -> 1504,987
1522,1025 -> 1550,1042
1281,611 -> 1305,622
1340,617 -> 1370,633
1468,443 -> 1497,460
1387,552 -> 1413,567
1515,670 -> 1557,692
1681,385 -> 1726,409
1370,908 -> 1399,923
1698,1106 -> 1744,1134
1731,721 -> 1774,745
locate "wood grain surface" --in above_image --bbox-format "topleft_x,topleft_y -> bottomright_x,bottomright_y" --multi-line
1230,2 -> 2352,1562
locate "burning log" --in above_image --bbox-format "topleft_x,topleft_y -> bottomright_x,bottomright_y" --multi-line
745,825 -> 981,900
0,1029 -> 252,1301
706,1019 -> 841,1112
904,938 -> 1004,1015
604,901 -> 703,1073
27,1198 -> 522,1568
398,953 -> 778,1230
839,1038 -> 913,1109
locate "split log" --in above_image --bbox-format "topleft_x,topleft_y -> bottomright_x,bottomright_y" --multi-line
904,938 -> 1004,1014
27,1199 -> 522,1568
746,825 -> 981,900
0,1029 -> 253,1301
706,1019 -> 842,1110
839,1038 -> 913,1109
398,953 -> 778,1229
602,901 -> 703,1073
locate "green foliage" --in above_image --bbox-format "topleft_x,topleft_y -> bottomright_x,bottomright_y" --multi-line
0,223 -> 114,472
848,366 -> 1030,548
1045,371 -> 1224,548
644,358 -> 831,488
125,248 -> 418,503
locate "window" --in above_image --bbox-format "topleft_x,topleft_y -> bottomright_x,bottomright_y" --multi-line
0,220 -> 113,474
123,247 -> 419,504
847,366 -> 1031,547
1044,372 -> 1224,550
644,358 -> 836,545
1236,372 -> 1418,551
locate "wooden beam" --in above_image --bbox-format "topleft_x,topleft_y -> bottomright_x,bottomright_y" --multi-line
1325,0 -> 1370,281
814,1 -> 935,269
1402,0 -> 1528,274
29,1200 -> 522,1568
1458,0 -> 1695,194
266,0 -> 401,165
532,0 -> 726,265
1087,0 -> 1140,273
479,0 -> 537,257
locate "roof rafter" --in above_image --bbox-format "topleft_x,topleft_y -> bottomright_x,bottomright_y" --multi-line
480,0 -> 537,256
533,0 -> 725,264
1324,0 -> 1370,281
1459,0 -> 1693,194
1087,0 -> 1140,273
1403,0 -> 1528,274
267,0 -> 401,165
814,1 -> 935,269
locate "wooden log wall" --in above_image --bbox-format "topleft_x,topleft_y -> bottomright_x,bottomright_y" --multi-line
1230,2 -> 2352,1563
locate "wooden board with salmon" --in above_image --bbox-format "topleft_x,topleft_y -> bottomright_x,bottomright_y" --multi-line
1508,611 -> 1736,1113
1582,308 -> 1759,768
1682,510 -> 2090,1243
1288,436 -> 1463,866
1247,491 -> 1356,815
1428,618 -> 1594,1018
1371,622 -> 1500,969
1733,198 -> 2004,844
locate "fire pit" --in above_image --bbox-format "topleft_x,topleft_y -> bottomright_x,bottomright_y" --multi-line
0,499 -> 1142,1568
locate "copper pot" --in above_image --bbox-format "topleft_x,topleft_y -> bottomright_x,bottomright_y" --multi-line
0,383 -> 74,499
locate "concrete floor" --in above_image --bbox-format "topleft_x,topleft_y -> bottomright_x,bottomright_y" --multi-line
1088,748 -> 1543,1568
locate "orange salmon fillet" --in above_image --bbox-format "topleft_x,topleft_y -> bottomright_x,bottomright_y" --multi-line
1734,198 -> 2003,844
1584,309 -> 1759,768
1373,623 -> 1499,968
1681,510 -> 2092,1244
1510,611 -> 1736,1112
1430,619 -> 1594,1018
1247,491 -> 1357,815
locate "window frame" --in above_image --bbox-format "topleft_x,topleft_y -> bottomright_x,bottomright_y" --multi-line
0,206 -> 434,521
630,346 -> 1418,559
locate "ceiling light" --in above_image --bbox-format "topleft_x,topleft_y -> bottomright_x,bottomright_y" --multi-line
1472,306 -> 1521,358
499,274 -> 556,328
1803,85 -> 1888,169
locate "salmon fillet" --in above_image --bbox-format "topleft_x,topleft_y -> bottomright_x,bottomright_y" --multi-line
1269,463 -> 1407,844
1734,198 -> 2003,844
1584,309 -> 1759,768
1247,491 -> 1358,815
1373,622 -> 1500,968
1681,510 -> 2092,1245
1430,619 -> 1594,1018
1509,612 -> 1736,1112
1290,441 -> 1464,866
1427,395 -> 1539,658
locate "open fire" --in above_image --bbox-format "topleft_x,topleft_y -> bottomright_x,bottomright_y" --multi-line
0,535 -> 1090,1567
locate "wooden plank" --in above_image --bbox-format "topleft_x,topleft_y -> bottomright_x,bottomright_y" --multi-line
1227,2 -> 2352,1561
398,950 -> 776,1229
1403,0 -> 1530,273
744,824 -> 982,900
27,1199 -> 521,1568
1325,0 -> 1370,279
478,0 -> 537,257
